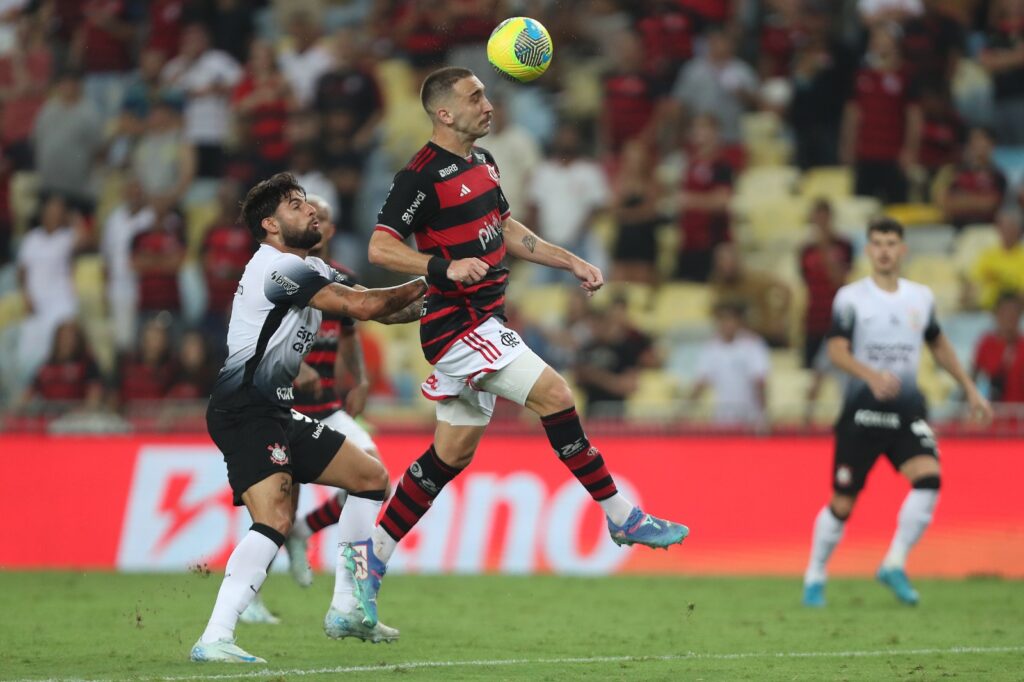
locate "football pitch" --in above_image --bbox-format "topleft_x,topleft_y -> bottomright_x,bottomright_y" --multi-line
0,572 -> 1021,681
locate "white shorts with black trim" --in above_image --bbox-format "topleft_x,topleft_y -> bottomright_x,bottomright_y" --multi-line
421,317 -> 549,426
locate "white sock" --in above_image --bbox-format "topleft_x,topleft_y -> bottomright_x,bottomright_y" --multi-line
599,492 -> 635,526
882,489 -> 938,569
291,516 -> 312,540
333,495 -> 383,611
804,506 -> 845,585
201,529 -> 280,643
371,525 -> 399,564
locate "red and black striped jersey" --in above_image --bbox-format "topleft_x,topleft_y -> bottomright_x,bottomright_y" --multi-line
375,142 -> 511,364
292,260 -> 357,419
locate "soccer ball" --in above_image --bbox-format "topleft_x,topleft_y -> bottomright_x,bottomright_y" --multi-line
487,17 -> 553,83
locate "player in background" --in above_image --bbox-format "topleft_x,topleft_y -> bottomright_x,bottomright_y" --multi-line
802,218 -> 992,608
190,173 -> 426,663
341,66 -> 689,629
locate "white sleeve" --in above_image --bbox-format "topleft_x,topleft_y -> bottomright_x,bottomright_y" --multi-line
749,339 -> 771,379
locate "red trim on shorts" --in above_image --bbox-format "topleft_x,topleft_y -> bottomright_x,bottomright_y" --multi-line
463,332 -> 498,362
467,367 -> 497,391
469,330 -> 501,359
421,387 -> 461,401
426,315 -> 494,365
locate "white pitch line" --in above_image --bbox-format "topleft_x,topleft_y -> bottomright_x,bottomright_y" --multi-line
8,645 -> 1024,682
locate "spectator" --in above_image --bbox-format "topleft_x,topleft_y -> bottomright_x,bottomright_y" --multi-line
968,209 -> 1024,310
673,114 -> 734,282
669,27 -> 758,144
69,0 -> 142,122
858,0 -> 923,28
0,146 -> 9,264
314,27 -> 383,163
798,198 -> 853,419
166,329 -> 217,399
192,0 -> 254,64
20,320 -> 104,413
789,1 -> 856,169
526,122 -> 610,282
289,143 -> 339,221
146,0 -> 185,58
635,0 -> 697,90
901,0 -> 965,84
100,176 -> 155,353
574,296 -> 657,418
32,68 -> 103,215
129,89 -> 196,214
232,39 -> 293,179
916,79 -> 965,181
690,301 -> 771,427
611,139 -> 663,285
543,288 -> 595,371
479,95 -> 541,220
840,23 -> 922,205
978,0 -> 1024,145
110,47 -> 168,167
130,206 -> 186,323
710,242 -> 792,348
599,30 -> 661,155
116,315 -> 176,404
199,179 -> 253,350
935,126 -> 1007,230
0,16 -> 52,170
278,9 -> 334,109
16,195 -> 90,380
972,292 -> 1024,404
161,22 -> 242,179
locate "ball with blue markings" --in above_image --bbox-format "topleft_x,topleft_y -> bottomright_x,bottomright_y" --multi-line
487,17 -> 553,83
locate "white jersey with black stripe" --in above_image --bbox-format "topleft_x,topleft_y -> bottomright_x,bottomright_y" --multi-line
210,243 -> 342,414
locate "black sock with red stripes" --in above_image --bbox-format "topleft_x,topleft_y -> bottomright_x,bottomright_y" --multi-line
541,407 -> 619,501
305,492 -> 344,534
380,445 -> 463,542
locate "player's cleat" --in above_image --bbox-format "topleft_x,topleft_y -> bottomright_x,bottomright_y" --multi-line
802,582 -> 826,607
608,507 -> 689,549
877,566 -> 919,605
285,533 -> 314,587
342,539 -> 386,628
238,595 -> 280,624
324,605 -> 399,643
189,638 -> 266,663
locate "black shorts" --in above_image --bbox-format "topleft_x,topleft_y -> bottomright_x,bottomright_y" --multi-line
832,408 -> 939,494
207,404 -> 346,505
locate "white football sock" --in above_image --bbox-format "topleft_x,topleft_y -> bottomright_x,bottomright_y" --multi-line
333,495 -> 383,611
882,489 -> 938,570
371,525 -> 399,564
599,493 -> 635,527
201,529 -> 280,643
804,505 -> 845,585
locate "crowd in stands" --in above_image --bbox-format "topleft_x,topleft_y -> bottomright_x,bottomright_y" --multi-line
1,0 -> 1023,433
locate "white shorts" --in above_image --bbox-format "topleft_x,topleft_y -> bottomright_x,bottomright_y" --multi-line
421,317 -> 549,426
321,410 -> 378,453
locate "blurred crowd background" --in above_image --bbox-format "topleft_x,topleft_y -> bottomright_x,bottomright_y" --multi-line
1,0 -> 1023,435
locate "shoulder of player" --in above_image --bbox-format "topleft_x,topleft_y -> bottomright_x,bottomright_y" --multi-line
898,277 -> 936,301
835,277 -> 870,300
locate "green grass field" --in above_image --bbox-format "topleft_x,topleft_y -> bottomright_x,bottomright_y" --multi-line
0,571 -> 1021,681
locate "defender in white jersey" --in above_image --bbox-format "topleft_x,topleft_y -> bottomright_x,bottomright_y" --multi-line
802,219 -> 991,608
190,174 -> 426,664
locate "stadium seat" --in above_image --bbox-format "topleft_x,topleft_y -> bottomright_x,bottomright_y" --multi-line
735,165 -> 799,200
9,171 -> 39,238
767,366 -> 812,422
0,291 -> 25,330
647,283 -> 712,333
799,166 -> 853,201
953,224 -> 999,273
884,203 -> 944,226
903,223 -> 955,256
740,112 -> 792,166
511,284 -> 570,327
185,201 -> 221,258
833,196 -> 881,233
624,370 -> 680,420
739,196 -> 810,247
904,254 -> 959,313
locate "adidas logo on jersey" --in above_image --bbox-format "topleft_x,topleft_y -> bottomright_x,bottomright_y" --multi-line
459,184 -> 472,197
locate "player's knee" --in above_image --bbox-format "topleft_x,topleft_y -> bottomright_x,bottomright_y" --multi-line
542,376 -> 575,413
829,495 -> 856,520
912,474 -> 941,490
438,443 -> 476,469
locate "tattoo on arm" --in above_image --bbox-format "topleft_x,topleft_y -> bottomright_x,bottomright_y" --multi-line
375,298 -> 424,324
522,234 -> 537,253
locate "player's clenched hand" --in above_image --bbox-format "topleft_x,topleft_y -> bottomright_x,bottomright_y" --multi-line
447,258 -> 489,284
345,382 -> 369,418
965,386 -> 993,426
868,370 -> 900,401
570,258 -> 604,296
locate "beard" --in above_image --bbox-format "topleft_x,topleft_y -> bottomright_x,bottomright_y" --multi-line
281,222 -> 321,249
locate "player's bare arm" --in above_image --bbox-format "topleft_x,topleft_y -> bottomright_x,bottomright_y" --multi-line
503,217 -> 604,293
927,332 -> 993,424
373,298 -> 425,324
309,278 -> 427,322
336,328 -> 370,417
827,336 -> 900,401
295,361 -> 322,399
368,230 -> 489,284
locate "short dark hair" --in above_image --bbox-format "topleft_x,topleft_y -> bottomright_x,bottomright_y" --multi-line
240,173 -> 305,240
995,291 -> 1023,310
867,217 -> 904,239
420,66 -> 475,115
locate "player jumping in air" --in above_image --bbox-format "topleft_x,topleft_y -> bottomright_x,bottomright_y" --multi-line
342,66 -> 690,629
802,218 -> 992,608
190,174 -> 426,663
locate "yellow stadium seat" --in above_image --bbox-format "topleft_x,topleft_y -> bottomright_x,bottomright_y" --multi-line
510,284 -> 570,327
904,254 -> 959,313
73,255 -> 105,319
625,370 -> 680,420
735,165 -> 799,200
833,195 -> 881,232
647,282 -> 713,332
741,197 -> 811,246
884,203 -> 944,226
186,201 -> 221,258
800,166 -> 853,201
953,224 -> 999,273
767,367 -> 812,422
0,291 -> 26,330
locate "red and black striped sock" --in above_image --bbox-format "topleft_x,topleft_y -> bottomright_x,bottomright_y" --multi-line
305,493 -> 344,534
380,445 -> 462,542
541,407 -> 618,501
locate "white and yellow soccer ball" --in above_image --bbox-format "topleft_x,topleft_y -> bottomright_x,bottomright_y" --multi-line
487,17 -> 553,83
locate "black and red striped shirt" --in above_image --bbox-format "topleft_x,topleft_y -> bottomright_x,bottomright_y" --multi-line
799,237 -> 853,336
376,142 -> 511,364
851,67 -> 919,162
292,261 -> 357,419
945,163 -> 1007,228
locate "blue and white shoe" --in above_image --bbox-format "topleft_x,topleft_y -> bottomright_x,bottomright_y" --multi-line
324,605 -> 399,643
342,539 -> 387,627
238,594 -> 280,624
877,566 -> 919,605
189,638 -> 266,663
608,507 -> 689,549
802,581 -> 826,607
285,532 -> 314,587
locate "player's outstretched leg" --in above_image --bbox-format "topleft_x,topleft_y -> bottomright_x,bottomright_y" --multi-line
877,475 -> 939,606
802,503 -> 848,607
191,521 -> 284,663
287,490 -> 348,587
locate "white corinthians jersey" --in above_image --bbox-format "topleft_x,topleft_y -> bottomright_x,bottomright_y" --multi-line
210,244 -> 342,414
828,277 -> 941,414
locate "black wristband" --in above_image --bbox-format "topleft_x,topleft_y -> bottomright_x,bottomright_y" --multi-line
427,256 -> 450,280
